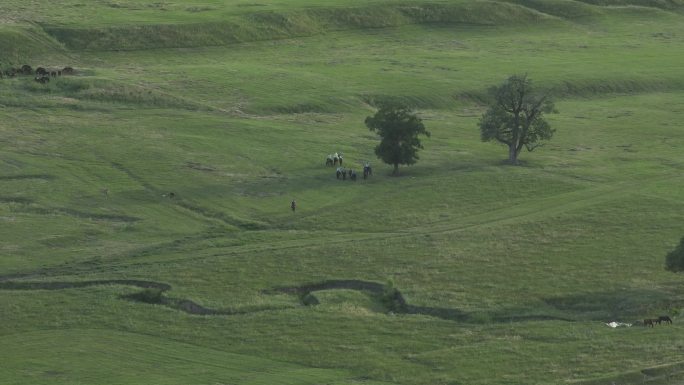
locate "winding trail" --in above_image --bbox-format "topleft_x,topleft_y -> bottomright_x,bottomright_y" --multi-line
0,278 -> 574,322
0,279 -> 283,316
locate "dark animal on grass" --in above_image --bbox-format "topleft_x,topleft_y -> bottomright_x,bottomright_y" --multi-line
326,155 -> 333,167
350,170 -> 357,181
336,168 -> 342,180
363,163 -> 372,179
50,71 -> 57,77
342,169 -> 347,180
34,75 -> 49,84
62,66 -> 74,75
338,155 -> 343,166
657,315 -> 673,325
36,67 -> 47,76
21,65 -> 33,75
644,318 -> 656,328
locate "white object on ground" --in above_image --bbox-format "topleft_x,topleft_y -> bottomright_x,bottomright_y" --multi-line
605,322 -> 631,328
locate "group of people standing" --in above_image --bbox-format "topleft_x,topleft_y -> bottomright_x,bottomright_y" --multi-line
326,152 -> 373,181
292,155 -> 375,212
336,167 -> 357,181
333,160 -> 372,181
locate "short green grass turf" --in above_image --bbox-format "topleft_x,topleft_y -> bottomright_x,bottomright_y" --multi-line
3,2 -> 684,385
0,329 -> 387,385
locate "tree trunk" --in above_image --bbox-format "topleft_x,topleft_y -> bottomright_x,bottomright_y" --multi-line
393,163 -> 399,175
508,144 -> 518,164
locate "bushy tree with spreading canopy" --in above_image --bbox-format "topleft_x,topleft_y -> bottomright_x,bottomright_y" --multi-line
365,102 -> 430,176
479,74 -> 556,164
665,236 -> 684,273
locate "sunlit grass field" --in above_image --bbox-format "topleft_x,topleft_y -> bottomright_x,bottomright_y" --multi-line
2,1 -> 684,384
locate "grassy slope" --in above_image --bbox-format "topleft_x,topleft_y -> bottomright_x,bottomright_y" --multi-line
1,329 -> 386,385
2,1 -> 684,384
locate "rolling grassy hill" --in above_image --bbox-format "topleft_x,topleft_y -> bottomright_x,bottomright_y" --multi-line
2,1 -> 684,384
1,329 -> 388,385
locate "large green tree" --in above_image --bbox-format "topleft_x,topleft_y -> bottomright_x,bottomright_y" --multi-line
365,103 -> 430,176
665,236 -> 684,273
479,74 -> 555,164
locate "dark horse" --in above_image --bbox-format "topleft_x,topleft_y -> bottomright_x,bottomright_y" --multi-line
644,318 -> 656,328
657,315 -> 673,325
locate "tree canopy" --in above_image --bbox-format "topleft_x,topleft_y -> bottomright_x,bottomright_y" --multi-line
365,103 -> 430,176
479,74 -> 555,164
665,236 -> 684,273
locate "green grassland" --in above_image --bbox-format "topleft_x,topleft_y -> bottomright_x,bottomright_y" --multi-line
2,1 -> 684,384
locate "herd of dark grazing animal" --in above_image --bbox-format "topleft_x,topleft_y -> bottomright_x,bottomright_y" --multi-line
326,152 -> 372,181
0,64 -> 75,83
644,315 -> 673,327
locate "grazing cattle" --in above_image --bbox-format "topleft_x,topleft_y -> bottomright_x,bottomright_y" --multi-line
50,71 -> 57,77
62,66 -> 74,75
657,315 -> 673,325
34,75 -> 50,84
338,155 -> 343,166
350,170 -> 357,181
36,67 -> 47,76
326,155 -> 333,167
644,319 -> 656,328
21,64 -> 32,75
336,167 -> 342,180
